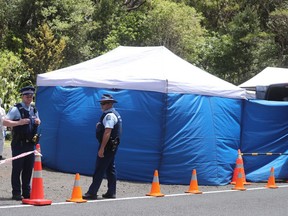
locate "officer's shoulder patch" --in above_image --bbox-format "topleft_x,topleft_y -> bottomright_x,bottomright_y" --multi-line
106,114 -> 112,120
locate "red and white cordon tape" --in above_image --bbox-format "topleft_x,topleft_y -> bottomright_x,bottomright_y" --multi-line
0,150 -> 42,165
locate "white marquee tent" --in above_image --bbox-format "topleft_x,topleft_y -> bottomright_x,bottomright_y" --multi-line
239,67 -> 288,90
36,46 -> 247,185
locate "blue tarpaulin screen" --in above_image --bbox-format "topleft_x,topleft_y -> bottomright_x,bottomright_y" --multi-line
36,86 -> 242,185
241,100 -> 288,181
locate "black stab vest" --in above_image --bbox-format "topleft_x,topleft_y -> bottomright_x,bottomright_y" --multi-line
96,109 -> 122,143
12,103 -> 38,145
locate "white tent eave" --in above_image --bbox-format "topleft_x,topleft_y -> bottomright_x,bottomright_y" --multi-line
37,46 -> 247,99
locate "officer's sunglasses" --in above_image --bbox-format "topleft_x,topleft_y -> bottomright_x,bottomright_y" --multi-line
24,94 -> 34,98
100,102 -> 110,106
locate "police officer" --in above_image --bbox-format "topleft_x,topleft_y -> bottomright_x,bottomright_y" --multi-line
3,86 -> 41,200
83,94 -> 122,200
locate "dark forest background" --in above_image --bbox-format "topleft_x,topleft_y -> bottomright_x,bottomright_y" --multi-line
1,0 -> 287,108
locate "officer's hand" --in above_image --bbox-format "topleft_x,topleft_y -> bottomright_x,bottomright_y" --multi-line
34,118 -> 41,125
19,118 -> 30,125
98,148 -> 104,158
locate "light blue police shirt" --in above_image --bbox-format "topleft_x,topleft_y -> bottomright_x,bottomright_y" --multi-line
6,102 -> 39,120
103,108 -> 118,129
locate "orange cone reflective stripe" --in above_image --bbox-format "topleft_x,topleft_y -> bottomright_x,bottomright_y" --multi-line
185,169 -> 202,194
146,170 -> 164,197
232,167 -> 246,191
231,149 -> 251,185
67,173 -> 87,203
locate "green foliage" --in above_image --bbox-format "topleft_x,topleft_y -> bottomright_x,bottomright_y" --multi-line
144,0 -> 206,58
89,0 -> 124,55
103,8 -> 149,51
199,33 -> 234,77
0,50 -> 30,110
37,0 -> 98,63
100,0 -> 207,65
24,23 -> 66,83
0,0 -> 288,89
268,9 -> 288,65
186,0 -> 240,31
199,5 -> 279,84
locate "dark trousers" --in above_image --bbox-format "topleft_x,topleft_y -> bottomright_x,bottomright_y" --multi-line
11,144 -> 34,196
87,150 -> 117,195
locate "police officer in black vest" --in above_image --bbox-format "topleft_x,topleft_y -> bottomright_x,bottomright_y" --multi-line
83,94 -> 122,200
3,86 -> 41,200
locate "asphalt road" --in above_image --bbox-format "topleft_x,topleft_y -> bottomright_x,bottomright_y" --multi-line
1,185 -> 288,216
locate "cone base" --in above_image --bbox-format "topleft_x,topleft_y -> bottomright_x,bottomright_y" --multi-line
66,198 -> 87,203
22,198 -> 52,206
266,185 -> 278,189
185,190 -> 203,194
231,181 -> 251,185
146,193 -> 164,197
232,187 -> 246,191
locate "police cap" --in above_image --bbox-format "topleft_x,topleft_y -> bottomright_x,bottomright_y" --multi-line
98,94 -> 118,103
20,86 -> 35,95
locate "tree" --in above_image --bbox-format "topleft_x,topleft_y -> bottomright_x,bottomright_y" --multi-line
143,0 -> 206,64
88,0 -> 124,55
24,23 -> 66,84
102,5 -> 149,51
0,0 -> 27,53
33,0 -> 98,65
99,0 -> 207,65
1,0 -> 288,88
199,6 -> 265,84
0,50 -> 30,109
186,0 -> 240,31
268,9 -> 288,66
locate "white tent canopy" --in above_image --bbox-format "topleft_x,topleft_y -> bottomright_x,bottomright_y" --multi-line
36,46 -> 246,185
37,46 -> 246,99
239,67 -> 288,90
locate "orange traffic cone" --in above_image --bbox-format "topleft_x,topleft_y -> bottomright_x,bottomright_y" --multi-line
185,169 -> 202,194
266,167 -> 278,189
67,173 -> 87,203
146,170 -> 164,197
231,149 -> 251,185
232,167 -> 246,191
22,144 -> 52,206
